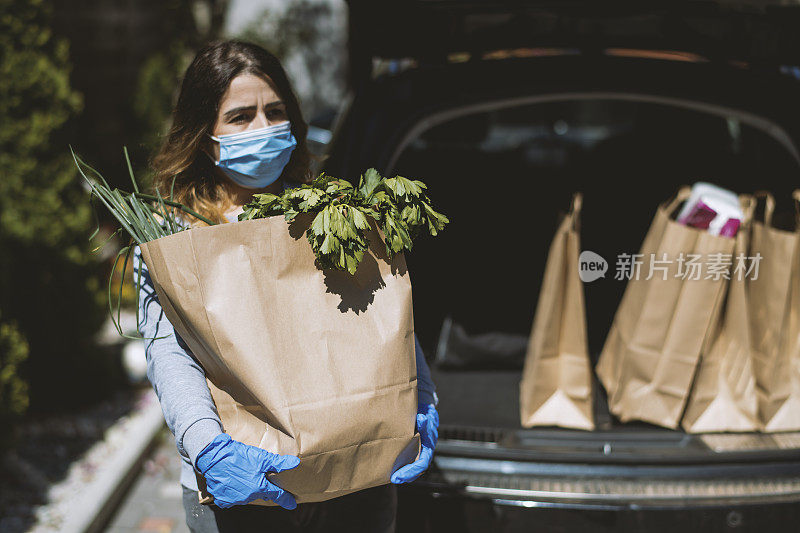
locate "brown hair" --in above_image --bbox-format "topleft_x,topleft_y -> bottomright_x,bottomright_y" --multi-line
151,40 -> 313,225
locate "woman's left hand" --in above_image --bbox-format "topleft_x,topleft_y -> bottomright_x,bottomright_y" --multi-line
391,402 -> 439,484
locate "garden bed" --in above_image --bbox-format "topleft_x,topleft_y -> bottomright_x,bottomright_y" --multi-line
0,385 -> 163,533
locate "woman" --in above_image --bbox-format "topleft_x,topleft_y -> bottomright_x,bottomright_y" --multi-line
131,40 -> 439,532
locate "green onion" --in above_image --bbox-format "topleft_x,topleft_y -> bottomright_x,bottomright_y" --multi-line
72,146 -> 214,340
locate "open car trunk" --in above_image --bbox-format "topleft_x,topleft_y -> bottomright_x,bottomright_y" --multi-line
331,0 -> 800,509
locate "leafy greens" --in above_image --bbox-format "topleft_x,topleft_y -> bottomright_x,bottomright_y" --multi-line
239,169 -> 449,274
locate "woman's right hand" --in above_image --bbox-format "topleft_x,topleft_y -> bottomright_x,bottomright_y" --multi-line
195,433 -> 300,509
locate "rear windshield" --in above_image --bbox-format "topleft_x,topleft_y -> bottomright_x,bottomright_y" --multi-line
390,97 -> 800,356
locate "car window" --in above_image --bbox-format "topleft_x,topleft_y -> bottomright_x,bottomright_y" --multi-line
391,98 -> 800,355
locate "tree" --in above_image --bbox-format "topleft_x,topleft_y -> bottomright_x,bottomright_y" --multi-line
0,0 -> 120,427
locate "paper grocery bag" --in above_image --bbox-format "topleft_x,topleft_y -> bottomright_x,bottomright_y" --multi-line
520,193 -> 595,430
681,196 -> 760,433
749,191 -> 800,431
596,186 -> 735,429
139,214 -> 421,506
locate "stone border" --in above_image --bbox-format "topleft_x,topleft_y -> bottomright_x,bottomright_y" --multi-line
28,388 -> 165,533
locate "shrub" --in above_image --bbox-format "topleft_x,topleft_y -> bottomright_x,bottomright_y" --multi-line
0,0 -> 120,419
0,314 -> 29,452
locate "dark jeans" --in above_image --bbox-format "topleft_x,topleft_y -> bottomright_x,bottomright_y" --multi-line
182,483 -> 397,533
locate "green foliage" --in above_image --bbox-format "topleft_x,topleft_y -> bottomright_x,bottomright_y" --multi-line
0,0 -> 116,416
133,45 -> 190,155
0,313 -> 30,451
0,0 -> 84,245
130,1 -> 228,161
241,169 -> 449,274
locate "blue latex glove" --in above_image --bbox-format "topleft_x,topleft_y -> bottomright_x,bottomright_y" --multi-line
195,433 -> 300,509
391,402 -> 439,484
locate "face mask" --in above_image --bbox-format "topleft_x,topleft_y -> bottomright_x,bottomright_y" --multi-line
209,121 -> 297,189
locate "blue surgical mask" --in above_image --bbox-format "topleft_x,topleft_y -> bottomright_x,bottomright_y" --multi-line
210,122 -> 297,189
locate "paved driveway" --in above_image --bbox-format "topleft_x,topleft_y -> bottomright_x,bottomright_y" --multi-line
104,428 -> 190,533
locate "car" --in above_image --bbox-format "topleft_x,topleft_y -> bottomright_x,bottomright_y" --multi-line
323,1 -> 800,531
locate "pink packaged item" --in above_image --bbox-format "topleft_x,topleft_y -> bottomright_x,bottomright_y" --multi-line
677,182 -> 742,237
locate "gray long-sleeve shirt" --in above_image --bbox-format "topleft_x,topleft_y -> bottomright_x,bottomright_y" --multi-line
132,185 -> 437,491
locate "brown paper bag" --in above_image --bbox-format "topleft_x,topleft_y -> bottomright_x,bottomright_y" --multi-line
139,214 -> 421,506
789,190 -> 800,417
596,186 -> 735,429
749,191 -> 800,431
519,193 -> 595,430
680,195 -> 760,433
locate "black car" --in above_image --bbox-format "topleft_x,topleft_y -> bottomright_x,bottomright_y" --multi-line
323,1 -> 800,531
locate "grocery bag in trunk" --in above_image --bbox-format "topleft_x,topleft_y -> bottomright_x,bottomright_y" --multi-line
520,193 -> 595,430
749,191 -> 800,431
596,186 -> 735,429
680,195 -> 760,433
139,214 -> 421,506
